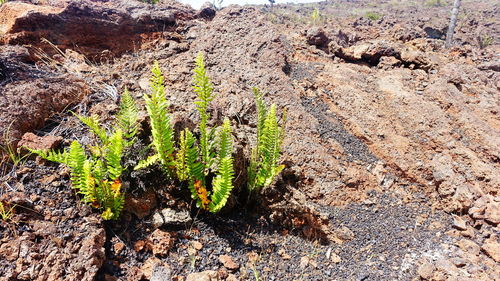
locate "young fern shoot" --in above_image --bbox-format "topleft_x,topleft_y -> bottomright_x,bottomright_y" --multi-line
209,118 -> 234,213
117,88 -> 140,147
248,88 -> 286,192
135,61 -> 175,175
193,52 -> 217,176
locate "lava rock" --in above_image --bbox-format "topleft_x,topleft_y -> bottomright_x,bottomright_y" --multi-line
0,0 -> 194,59
152,208 -> 192,228
481,238 -> 500,262
484,201 -> 499,225
198,2 -> 216,19
452,215 -> 467,231
219,255 -> 239,271
17,133 -> 63,152
186,271 -> 218,281
306,27 -> 329,48
147,229 -> 175,257
417,262 -> 436,280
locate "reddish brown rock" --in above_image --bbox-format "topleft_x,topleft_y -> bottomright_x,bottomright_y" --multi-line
140,257 -> 172,281
484,201 -> 499,225
306,27 -> 329,48
192,241 -> 203,250
186,271 -> 217,281
452,215 -> 467,231
481,238 -> 500,262
0,0 -> 194,59
124,189 -> 158,219
17,133 -> 63,151
218,254 -> 239,271
0,74 -> 89,150
417,261 -> 436,280
147,229 -> 175,257
0,216 -> 105,281
456,239 -> 481,256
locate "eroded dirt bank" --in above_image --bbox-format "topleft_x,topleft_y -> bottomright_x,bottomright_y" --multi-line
0,0 -> 498,280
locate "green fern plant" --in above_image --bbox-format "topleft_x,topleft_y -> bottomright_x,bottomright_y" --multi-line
137,54 -> 235,213
28,89 -> 138,220
248,88 -> 286,192
183,53 -> 235,213
209,118 -> 234,212
31,131 -> 125,220
310,8 -> 321,24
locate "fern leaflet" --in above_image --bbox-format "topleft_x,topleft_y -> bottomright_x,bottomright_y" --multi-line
193,52 -> 216,174
142,60 -> 175,175
105,129 -> 124,180
75,114 -> 108,145
117,88 -> 139,146
209,118 -> 234,213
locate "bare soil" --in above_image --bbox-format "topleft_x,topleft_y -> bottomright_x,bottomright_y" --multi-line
1,0 -> 498,280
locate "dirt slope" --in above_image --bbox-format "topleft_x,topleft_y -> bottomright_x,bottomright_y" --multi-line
0,0 -> 498,280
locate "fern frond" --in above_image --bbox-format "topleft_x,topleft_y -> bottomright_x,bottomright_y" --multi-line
175,128 -> 193,181
183,128 -> 205,204
101,179 -> 124,220
101,208 -> 113,220
257,104 -> 281,187
80,160 -> 96,203
67,141 -> 86,191
75,114 -> 108,145
93,159 -> 106,182
105,129 -> 124,180
184,128 -> 204,182
208,118 -> 234,213
252,87 -> 267,142
143,61 -> 175,175
247,146 -> 259,192
192,179 -> 211,210
134,154 -> 159,170
117,88 -> 139,145
193,52 -> 215,174
150,60 -> 165,100
111,192 -> 125,220
217,118 -> 233,164
29,148 -> 69,164
248,90 -> 286,191
193,52 -> 215,113
209,156 -> 234,213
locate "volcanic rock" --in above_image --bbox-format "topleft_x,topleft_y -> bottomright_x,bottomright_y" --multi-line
306,27 -> 329,48
0,0 -> 194,59
17,133 -> 63,151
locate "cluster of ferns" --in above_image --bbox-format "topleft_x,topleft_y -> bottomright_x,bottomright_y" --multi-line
31,53 -> 285,220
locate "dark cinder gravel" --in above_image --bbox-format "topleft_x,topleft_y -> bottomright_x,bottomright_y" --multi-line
149,191 -> 452,280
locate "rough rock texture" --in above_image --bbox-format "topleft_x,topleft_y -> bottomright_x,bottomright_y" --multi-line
0,45 -> 89,153
0,0 -> 194,59
17,132 -> 63,151
0,214 -> 105,281
0,45 -> 35,82
0,72 -> 89,147
0,0 -> 499,280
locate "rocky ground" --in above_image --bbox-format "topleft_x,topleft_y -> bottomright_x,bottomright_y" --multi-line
0,0 -> 499,280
